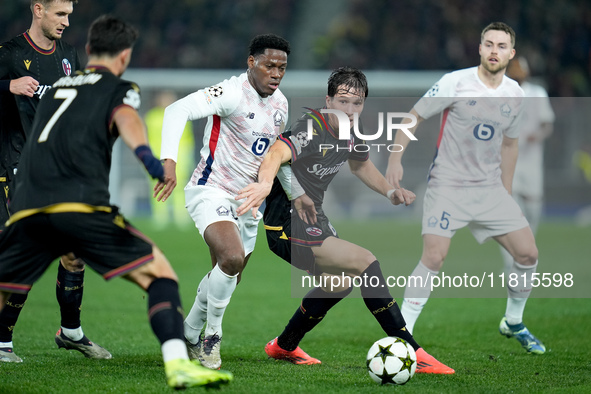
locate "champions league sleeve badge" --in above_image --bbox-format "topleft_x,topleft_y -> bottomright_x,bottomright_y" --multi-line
208,86 -> 224,97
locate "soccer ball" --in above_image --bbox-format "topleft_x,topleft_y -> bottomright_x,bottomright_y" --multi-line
366,336 -> 417,385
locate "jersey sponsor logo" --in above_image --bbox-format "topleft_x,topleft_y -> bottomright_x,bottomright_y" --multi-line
473,124 -> 495,141
24,59 -> 32,70
34,85 -> 52,99
246,112 -> 255,119
500,103 -> 512,118
306,161 -> 346,179
306,227 -> 323,236
62,58 -> 72,75
252,130 -> 274,138
273,110 -> 284,126
208,85 -> 223,97
251,138 -> 270,156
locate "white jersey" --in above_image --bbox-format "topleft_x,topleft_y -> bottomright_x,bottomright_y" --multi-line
161,72 -> 288,196
414,66 -> 524,188
512,81 -> 555,197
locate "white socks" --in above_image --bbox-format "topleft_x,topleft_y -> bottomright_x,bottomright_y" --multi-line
205,264 -> 237,338
61,326 -> 83,341
505,260 -> 538,325
401,261 -> 439,334
184,264 -> 238,341
161,338 -> 189,362
184,273 -> 209,344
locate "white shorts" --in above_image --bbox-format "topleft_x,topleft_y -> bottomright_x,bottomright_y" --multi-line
185,185 -> 262,256
422,185 -> 529,244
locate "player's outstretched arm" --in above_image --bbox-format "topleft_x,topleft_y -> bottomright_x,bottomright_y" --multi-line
235,140 -> 292,217
385,108 -> 423,188
153,159 -> 177,202
114,105 -> 164,183
294,193 -> 317,224
349,158 -> 415,206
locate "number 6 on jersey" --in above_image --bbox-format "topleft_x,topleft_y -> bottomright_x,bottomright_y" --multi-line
38,88 -> 78,142
252,137 -> 270,156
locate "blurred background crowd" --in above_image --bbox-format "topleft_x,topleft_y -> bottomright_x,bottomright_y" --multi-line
1,0 -> 590,96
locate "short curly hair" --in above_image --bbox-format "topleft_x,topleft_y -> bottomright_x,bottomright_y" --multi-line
249,34 -> 290,57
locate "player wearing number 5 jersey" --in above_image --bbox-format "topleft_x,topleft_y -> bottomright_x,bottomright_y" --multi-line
386,22 -> 546,355
156,34 -> 289,370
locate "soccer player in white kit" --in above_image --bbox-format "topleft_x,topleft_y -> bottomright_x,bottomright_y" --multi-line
386,22 -> 546,354
499,57 -> 554,274
155,34 -> 290,369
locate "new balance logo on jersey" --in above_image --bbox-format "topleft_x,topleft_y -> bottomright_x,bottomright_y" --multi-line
246,112 -> 255,119
24,59 -> 32,70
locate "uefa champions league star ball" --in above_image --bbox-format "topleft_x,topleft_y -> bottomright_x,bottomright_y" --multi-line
366,336 -> 417,385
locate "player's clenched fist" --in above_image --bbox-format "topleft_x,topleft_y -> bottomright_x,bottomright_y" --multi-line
10,76 -> 39,97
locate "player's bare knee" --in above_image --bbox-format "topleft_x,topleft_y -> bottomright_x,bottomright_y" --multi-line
350,250 -> 376,276
217,253 -> 244,276
513,245 -> 538,266
60,253 -> 85,272
421,250 -> 446,270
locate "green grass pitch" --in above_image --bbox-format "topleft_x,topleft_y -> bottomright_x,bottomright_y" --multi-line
1,218 -> 590,393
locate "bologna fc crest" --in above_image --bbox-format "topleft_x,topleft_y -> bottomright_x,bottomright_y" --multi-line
306,227 -> 323,236
62,58 -> 72,75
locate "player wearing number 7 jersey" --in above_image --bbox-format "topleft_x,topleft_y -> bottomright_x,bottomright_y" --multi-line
0,15 -> 233,388
385,22 -> 546,355
155,34 -> 289,369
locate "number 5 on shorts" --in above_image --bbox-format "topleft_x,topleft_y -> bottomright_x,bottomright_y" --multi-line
440,211 -> 450,230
